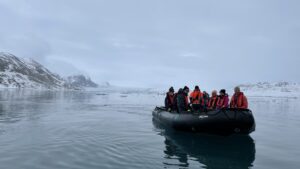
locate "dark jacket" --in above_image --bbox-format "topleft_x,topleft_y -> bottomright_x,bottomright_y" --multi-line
176,89 -> 188,112
202,92 -> 210,107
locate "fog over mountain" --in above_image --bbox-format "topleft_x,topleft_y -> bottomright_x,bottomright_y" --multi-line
65,75 -> 98,88
0,0 -> 299,88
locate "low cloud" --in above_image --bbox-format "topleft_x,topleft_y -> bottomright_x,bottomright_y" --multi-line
0,0 -> 299,88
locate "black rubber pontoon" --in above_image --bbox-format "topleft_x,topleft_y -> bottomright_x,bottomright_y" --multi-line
152,107 -> 255,135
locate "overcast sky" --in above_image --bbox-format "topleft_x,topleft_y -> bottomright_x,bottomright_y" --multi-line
0,0 -> 299,89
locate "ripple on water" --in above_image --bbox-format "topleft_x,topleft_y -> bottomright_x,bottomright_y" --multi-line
1,91 -> 300,169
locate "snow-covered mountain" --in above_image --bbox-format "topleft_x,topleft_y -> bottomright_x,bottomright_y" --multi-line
65,75 -> 98,88
0,52 -> 68,89
239,82 -> 300,97
0,52 -> 101,90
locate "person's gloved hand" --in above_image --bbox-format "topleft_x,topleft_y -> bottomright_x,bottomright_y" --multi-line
167,108 -> 171,112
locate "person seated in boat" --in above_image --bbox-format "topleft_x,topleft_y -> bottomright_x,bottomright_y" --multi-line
176,86 -> 190,113
217,89 -> 229,109
230,86 -> 248,109
202,91 -> 210,110
207,90 -> 219,110
164,87 -> 175,111
189,86 -> 203,111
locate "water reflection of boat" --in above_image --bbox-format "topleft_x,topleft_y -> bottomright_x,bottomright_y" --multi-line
153,119 -> 256,169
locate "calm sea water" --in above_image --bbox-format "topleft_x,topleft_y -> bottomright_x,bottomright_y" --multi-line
0,89 -> 299,169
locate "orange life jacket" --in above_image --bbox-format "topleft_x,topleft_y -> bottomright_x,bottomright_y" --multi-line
230,92 -> 248,109
208,96 -> 219,109
189,90 -> 203,104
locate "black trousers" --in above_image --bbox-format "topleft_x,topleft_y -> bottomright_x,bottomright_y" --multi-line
192,104 -> 206,112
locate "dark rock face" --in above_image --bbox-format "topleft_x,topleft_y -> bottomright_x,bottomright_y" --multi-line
65,75 -> 98,88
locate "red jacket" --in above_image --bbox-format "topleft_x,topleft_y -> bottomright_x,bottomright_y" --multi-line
217,94 -> 229,109
230,92 -> 248,109
165,92 -> 174,108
